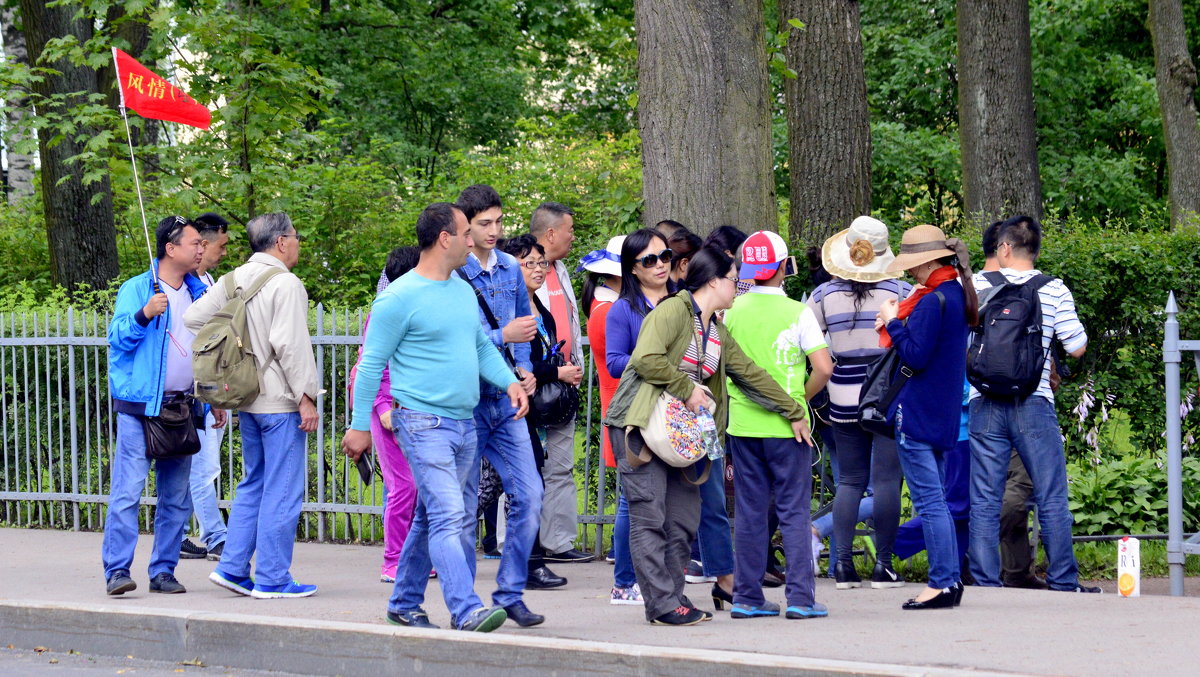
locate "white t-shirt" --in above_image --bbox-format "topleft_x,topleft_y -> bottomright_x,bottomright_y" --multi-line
162,280 -> 196,393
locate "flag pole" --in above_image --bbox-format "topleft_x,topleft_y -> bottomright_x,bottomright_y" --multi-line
112,47 -> 158,291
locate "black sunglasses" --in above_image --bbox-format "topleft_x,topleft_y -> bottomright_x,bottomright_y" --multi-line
637,248 -> 674,268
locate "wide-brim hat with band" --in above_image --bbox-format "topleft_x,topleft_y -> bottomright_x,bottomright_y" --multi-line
821,216 -> 901,283
577,235 -> 625,276
886,225 -> 961,272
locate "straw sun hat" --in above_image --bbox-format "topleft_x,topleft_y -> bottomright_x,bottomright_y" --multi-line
821,216 -> 901,283
885,225 -> 969,273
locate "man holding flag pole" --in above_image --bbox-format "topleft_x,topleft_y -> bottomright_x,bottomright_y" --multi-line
102,48 -> 215,596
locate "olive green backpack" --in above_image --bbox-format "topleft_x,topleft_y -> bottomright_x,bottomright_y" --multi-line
191,268 -> 283,409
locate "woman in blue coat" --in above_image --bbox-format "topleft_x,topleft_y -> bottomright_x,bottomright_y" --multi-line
876,225 -> 978,610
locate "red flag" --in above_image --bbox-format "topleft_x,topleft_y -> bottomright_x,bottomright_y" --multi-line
112,48 -> 211,130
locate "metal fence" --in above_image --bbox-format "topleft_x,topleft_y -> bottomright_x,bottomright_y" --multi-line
0,305 -> 616,550
1163,292 -> 1200,595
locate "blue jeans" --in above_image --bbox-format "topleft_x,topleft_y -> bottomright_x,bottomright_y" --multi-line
388,409 -> 485,627
695,456 -> 734,577
215,412 -> 306,587
896,430 -> 959,589
470,394 -> 544,607
102,413 -> 193,580
613,492 -> 636,588
188,411 -> 227,548
968,396 -> 1079,589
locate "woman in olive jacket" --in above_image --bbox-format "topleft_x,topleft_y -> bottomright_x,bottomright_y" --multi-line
604,247 -> 813,626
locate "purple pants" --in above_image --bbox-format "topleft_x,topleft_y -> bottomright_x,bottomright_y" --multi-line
373,407 -> 416,578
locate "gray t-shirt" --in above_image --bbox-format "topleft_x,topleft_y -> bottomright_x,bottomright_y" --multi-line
162,280 -> 196,393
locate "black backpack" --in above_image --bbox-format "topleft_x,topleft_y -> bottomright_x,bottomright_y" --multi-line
966,271 -> 1053,399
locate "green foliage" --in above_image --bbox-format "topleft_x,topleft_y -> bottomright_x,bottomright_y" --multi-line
1067,453 -> 1200,536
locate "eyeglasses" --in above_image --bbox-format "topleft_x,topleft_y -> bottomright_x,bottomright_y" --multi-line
724,274 -> 740,283
522,260 -> 550,270
637,248 -> 674,268
282,231 -> 304,243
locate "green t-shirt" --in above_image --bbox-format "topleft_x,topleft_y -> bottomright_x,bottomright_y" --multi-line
724,289 -> 827,438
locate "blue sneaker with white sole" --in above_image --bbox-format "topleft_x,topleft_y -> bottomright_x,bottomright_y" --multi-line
786,602 -> 829,619
209,570 -> 254,597
730,601 -> 780,618
250,580 -> 318,599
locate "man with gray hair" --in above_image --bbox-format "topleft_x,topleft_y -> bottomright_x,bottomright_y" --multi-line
185,212 -> 320,599
529,202 -> 591,563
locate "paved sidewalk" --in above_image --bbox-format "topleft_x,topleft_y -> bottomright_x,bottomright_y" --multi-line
3,528 -> 1198,676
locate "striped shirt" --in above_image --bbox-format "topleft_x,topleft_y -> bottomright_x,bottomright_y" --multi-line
681,314 -> 722,383
970,268 -> 1087,402
809,278 -> 912,422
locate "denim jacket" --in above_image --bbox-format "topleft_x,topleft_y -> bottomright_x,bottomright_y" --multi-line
108,261 -> 209,417
459,250 -> 534,397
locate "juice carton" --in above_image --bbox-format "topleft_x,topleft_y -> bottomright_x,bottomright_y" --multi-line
1117,536 -> 1140,598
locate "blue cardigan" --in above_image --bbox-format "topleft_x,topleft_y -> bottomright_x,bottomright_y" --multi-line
884,279 -> 969,449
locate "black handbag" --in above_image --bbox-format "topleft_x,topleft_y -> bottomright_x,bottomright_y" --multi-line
857,290 -> 944,438
143,395 -> 201,459
530,336 -> 580,428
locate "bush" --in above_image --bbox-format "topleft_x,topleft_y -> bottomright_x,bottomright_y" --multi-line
1068,453 -> 1200,535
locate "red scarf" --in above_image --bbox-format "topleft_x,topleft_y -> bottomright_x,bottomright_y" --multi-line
878,265 -> 958,348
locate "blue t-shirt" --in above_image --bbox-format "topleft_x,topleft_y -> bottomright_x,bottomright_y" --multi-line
350,271 -> 516,426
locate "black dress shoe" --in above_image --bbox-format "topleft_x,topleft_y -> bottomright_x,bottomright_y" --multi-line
951,581 -> 964,606
901,586 -> 957,610
1003,574 -> 1049,590
761,570 -> 785,588
526,566 -> 567,589
504,601 -> 545,627
710,582 -> 733,611
544,548 -> 596,563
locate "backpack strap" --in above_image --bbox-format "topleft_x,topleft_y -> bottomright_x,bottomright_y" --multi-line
240,267 -> 286,302
983,271 -> 1007,287
1027,274 -> 1054,292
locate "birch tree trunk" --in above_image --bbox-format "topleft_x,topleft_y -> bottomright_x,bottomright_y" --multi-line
0,5 -> 35,205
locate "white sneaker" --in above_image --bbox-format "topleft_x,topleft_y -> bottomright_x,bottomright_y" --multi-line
611,583 -> 645,605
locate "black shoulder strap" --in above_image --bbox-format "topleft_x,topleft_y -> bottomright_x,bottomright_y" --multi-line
983,271 -> 1007,287
455,268 -> 516,368
1028,274 -> 1054,292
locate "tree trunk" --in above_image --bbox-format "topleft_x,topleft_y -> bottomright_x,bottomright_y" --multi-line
1149,0 -> 1200,229
636,0 -> 775,237
0,6 -> 35,205
20,0 -> 119,291
781,0 -> 871,248
956,0 -> 1043,225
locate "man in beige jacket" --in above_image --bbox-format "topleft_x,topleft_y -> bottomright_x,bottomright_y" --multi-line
184,212 -> 320,599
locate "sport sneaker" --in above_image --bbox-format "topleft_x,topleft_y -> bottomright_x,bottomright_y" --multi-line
870,561 -> 906,589
650,605 -> 707,626
684,559 -> 716,584
544,548 -> 596,563
251,581 -> 318,599
387,608 -> 439,629
205,541 -> 225,562
180,538 -> 208,559
834,561 -> 862,590
106,571 -> 136,596
610,584 -> 645,606
209,570 -> 254,597
730,601 -> 781,619
605,549 -> 616,564
149,572 -> 186,594
482,548 -> 502,560
458,606 -> 507,632
786,602 -> 829,619
380,572 -> 396,583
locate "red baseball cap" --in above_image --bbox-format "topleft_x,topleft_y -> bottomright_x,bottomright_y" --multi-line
739,231 -> 789,280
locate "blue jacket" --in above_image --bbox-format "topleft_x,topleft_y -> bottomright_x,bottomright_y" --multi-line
885,279 -> 969,449
108,263 -> 209,417
459,250 -> 533,397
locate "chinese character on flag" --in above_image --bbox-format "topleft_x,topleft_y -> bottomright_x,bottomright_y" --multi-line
112,47 -> 211,130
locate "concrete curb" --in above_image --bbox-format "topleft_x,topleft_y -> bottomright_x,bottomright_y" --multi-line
0,600 -> 1023,677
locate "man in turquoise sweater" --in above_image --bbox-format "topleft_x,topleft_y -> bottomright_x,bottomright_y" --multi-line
341,202 -> 529,633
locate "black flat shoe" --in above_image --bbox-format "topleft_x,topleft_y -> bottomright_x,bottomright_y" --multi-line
526,566 -> 567,589
711,582 -> 733,610
901,587 -> 957,610
951,581 -> 964,606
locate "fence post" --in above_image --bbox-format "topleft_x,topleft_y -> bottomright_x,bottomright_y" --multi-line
1164,292 -> 1185,597
315,303 -> 326,543
67,308 -> 80,531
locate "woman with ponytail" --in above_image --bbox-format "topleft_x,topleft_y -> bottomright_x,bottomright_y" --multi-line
876,225 -> 978,610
